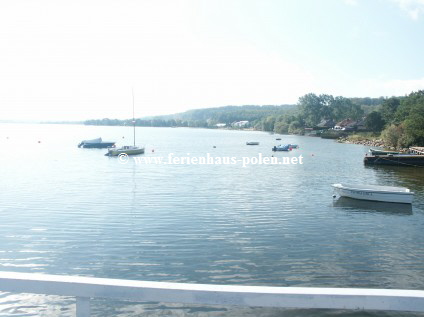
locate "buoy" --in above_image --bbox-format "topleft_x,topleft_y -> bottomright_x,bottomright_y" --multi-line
312,154 -> 314,156
38,141 -> 41,143
152,149 -> 155,153
213,146 -> 216,148
332,194 -> 336,198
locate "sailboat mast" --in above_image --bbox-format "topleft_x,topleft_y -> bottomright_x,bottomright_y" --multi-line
132,88 -> 135,147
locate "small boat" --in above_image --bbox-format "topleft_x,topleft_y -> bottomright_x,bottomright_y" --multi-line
78,137 -> 115,148
289,144 -> 299,149
272,144 -> 291,151
276,138 -> 281,140
369,148 -> 401,155
105,90 -> 145,157
332,183 -> 414,204
246,142 -> 259,145
106,145 -> 145,156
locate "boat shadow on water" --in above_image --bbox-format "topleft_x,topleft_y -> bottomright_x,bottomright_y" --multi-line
333,197 -> 412,215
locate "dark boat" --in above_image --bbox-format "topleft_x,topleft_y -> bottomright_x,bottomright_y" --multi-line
78,137 -> 116,148
364,154 -> 424,167
272,144 -> 291,151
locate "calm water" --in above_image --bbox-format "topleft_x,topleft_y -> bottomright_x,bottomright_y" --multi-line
0,123 -> 424,316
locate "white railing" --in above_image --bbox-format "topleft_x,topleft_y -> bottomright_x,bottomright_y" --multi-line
1,271 -> 424,316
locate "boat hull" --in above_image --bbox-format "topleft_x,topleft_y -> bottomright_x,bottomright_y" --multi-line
332,184 -> 414,204
106,147 -> 145,156
80,142 -> 116,148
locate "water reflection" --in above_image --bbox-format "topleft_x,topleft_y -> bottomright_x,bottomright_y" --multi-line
333,197 -> 412,215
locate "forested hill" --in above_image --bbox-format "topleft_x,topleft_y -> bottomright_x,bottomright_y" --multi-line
85,104 -> 296,128
156,105 -> 296,121
84,96 -> 386,129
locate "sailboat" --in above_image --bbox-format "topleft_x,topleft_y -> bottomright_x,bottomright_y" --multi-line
105,90 -> 145,156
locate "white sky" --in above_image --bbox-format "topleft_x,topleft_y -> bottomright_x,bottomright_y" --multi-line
0,0 -> 424,121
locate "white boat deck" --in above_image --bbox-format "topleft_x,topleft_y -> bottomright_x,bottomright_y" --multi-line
1,272 -> 424,316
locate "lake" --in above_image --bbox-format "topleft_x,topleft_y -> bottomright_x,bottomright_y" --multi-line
0,123 -> 424,316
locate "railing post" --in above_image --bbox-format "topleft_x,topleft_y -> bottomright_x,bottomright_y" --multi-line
76,297 -> 90,317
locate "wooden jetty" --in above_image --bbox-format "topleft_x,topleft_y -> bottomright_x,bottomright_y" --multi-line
364,147 -> 424,167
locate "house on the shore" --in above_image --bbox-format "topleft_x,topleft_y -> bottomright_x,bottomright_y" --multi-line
315,119 -> 335,130
335,118 -> 359,131
232,121 -> 249,127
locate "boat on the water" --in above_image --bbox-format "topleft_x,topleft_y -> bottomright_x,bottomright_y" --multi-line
369,148 -> 401,155
78,137 -> 115,148
246,142 -> 260,145
332,183 -> 414,204
272,144 -> 291,151
105,90 -> 145,157
289,144 -> 299,149
364,154 -> 424,166
106,145 -> 144,156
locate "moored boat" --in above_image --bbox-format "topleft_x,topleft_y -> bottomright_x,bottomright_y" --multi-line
272,144 -> 291,151
246,142 -> 260,145
369,148 -> 401,155
106,145 -> 145,156
105,89 -> 145,157
78,137 -> 115,148
332,183 -> 414,204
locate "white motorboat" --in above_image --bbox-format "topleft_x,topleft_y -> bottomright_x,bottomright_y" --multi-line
332,183 -> 414,204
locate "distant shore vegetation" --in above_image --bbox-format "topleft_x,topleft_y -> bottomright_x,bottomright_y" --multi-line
85,90 -> 424,147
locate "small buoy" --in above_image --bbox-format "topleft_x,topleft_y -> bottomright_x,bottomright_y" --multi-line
152,149 -> 155,153
332,194 -> 336,198
213,146 -> 216,148
38,141 -> 41,143
122,136 -> 125,139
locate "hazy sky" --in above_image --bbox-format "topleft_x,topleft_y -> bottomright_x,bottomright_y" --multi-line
1,0 -> 424,121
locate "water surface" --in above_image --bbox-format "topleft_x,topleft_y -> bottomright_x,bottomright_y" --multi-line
0,124 -> 423,316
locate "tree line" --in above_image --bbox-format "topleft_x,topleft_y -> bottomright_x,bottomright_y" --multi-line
84,91 -> 424,147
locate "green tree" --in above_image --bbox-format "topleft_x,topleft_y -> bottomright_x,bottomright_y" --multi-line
380,97 -> 400,125
381,124 -> 410,148
274,121 -> 289,134
365,111 -> 385,132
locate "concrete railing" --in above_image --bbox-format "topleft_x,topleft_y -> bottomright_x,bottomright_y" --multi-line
1,271 -> 424,316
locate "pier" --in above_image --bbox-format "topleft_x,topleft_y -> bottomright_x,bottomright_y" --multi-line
364,147 -> 424,166
1,272 -> 424,316
364,154 -> 424,166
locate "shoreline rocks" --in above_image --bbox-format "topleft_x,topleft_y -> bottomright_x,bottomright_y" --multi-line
337,137 -> 406,151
